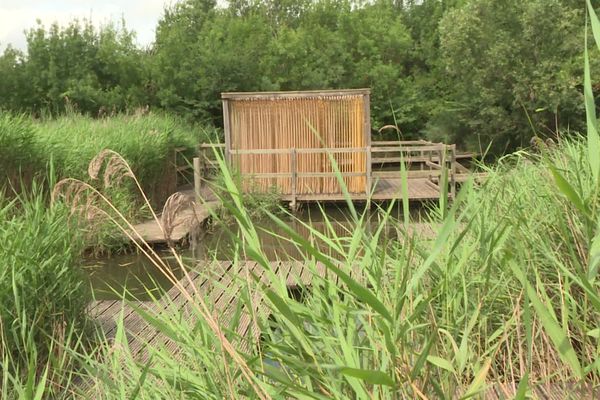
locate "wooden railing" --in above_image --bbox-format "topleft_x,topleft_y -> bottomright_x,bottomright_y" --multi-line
194,141 -> 458,205
226,146 -> 369,208
198,143 -> 225,173
370,141 -> 457,199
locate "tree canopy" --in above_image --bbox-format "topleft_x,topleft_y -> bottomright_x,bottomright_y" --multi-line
0,0 -> 593,153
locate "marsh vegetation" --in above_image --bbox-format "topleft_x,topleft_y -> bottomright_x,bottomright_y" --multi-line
1,1 -> 600,399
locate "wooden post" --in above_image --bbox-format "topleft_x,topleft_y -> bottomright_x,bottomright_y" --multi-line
450,144 -> 456,199
366,146 -> 372,196
440,146 -> 448,203
290,148 -> 297,211
439,146 -> 445,187
222,99 -> 232,166
363,93 -> 371,198
428,148 -> 433,182
193,157 -> 202,201
363,93 -> 371,147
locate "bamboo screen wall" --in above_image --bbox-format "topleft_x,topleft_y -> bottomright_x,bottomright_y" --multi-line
222,89 -> 370,196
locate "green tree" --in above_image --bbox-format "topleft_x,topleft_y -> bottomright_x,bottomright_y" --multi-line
6,19 -> 150,115
0,0 -> 593,156
430,0 -> 585,153
0,47 -> 27,111
153,0 -> 417,130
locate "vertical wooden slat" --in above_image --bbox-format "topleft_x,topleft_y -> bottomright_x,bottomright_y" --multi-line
328,98 -> 332,194
223,99 -> 232,165
343,100 -> 346,191
287,100 -> 292,194
366,146 -> 371,195
362,94 -> 369,192
225,91 -> 370,197
291,148 -> 297,209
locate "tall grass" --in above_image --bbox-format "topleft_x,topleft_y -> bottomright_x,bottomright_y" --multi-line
0,187 -> 91,398
0,111 -> 206,210
33,113 -> 201,207
5,6 -> 600,398
69,137 -> 597,398
52,27 -> 600,394
0,111 -> 211,252
0,114 -> 42,194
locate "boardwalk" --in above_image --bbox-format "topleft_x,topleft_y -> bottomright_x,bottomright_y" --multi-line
284,177 -> 441,202
197,140 -> 480,206
89,260 -> 595,399
129,184 -> 219,245
131,200 -> 219,244
88,260 -> 327,357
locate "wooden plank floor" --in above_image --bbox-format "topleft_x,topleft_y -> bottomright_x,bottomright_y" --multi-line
131,199 -> 219,245
372,177 -> 440,200
89,260 -> 596,398
88,260 -> 327,359
285,177 -> 441,202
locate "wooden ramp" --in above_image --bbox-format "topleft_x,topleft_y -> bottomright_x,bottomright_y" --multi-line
130,197 -> 219,245
88,260 -> 595,399
88,260 -> 330,358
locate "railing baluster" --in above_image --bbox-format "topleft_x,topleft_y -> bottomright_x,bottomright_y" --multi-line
365,146 -> 372,196
291,148 -> 297,211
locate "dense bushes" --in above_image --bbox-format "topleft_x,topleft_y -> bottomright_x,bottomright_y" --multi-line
430,0 -> 586,153
0,20 -> 149,116
0,114 -> 41,192
0,112 -> 203,209
0,1 -> 591,153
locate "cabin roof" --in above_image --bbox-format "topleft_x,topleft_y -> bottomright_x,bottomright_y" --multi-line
221,88 -> 370,100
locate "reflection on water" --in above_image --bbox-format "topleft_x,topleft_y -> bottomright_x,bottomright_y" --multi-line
83,203 -> 429,300
190,203 -> 418,261
83,252 -> 189,300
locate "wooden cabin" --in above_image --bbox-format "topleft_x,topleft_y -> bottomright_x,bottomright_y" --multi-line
222,89 -> 371,203
218,89 -> 460,205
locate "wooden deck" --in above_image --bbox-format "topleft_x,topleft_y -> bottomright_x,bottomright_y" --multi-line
196,140 -> 482,206
372,177 -> 440,200
281,177 -> 441,202
88,260 -> 328,358
88,260 -> 596,399
129,184 -> 219,245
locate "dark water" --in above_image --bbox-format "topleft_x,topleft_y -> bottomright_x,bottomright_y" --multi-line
83,252 -> 190,300
83,203 -> 428,300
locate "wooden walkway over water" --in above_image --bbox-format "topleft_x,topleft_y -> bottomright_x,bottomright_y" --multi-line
89,259 -> 596,399
88,260 -> 328,357
196,140 -> 482,206
138,140 -> 478,246
132,199 -> 219,245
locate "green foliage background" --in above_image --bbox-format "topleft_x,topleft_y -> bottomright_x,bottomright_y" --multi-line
0,0 -> 594,153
